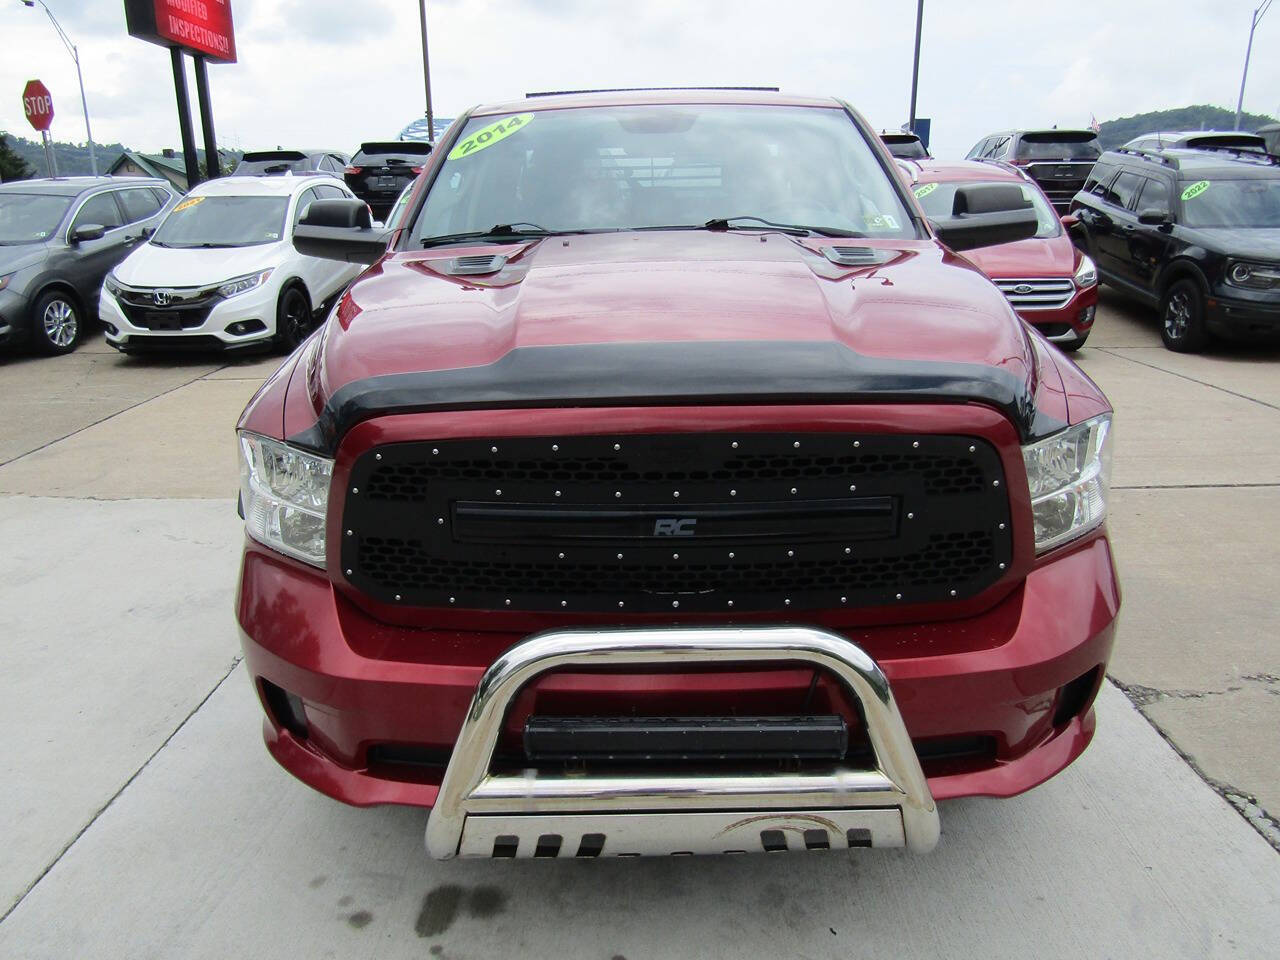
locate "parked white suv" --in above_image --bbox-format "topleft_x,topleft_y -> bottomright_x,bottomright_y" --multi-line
99,176 -> 363,353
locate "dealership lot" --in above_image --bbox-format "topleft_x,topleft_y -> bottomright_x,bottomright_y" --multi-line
0,292 -> 1277,956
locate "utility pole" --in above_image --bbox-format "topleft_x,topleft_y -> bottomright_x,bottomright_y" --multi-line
908,0 -> 924,132
418,0 -> 435,141
21,0 -> 97,174
1235,0 -> 1273,130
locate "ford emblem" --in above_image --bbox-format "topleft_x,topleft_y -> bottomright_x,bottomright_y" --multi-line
1012,283 -> 1035,295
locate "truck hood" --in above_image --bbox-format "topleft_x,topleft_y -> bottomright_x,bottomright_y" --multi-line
290,231 -> 1066,451
113,241 -> 286,288
960,232 -> 1078,280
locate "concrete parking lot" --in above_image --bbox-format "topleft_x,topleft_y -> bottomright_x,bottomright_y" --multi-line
1,293 -> 1277,958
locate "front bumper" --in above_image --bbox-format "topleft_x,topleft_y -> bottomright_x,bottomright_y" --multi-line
0,287 -> 31,344
99,283 -> 278,352
1205,288 -> 1280,340
1011,284 -> 1098,345
237,532 -> 1120,827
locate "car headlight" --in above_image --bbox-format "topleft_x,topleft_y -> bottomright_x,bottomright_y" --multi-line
102,271 -> 121,295
0,271 -> 15,292
1226,260 -> 1280,290
238,432 -> 332,567
1021,414 -> 1112,554
218,268 -> 274,299
1073,254 -> 1097,289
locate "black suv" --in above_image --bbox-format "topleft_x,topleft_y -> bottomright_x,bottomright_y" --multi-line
0,176 -> 179,354
967,129 -> 1101,213
1070,147 -> 1280,351
342,141 -> 433,218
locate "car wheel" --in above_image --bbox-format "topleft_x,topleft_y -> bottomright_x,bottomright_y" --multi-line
1160,278 -> 1209,353
32,290 -> 83,355
275,285 -> 313,351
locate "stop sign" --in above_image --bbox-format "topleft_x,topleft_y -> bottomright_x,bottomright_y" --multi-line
22,79 -> 54,132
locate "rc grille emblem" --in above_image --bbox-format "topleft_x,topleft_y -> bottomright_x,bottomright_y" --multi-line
653,518 -> 697,537
1012,284 -> 1035,295
152,291 -> 171,306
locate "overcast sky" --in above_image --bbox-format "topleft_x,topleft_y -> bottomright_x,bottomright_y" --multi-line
2,0 -> 1277,163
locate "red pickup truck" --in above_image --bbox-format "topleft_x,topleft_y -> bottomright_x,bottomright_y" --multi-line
236,90 -> 1119,860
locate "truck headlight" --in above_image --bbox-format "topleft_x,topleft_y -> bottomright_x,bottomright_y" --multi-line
1226,260 -> 1280,289
1021,414 -> 1112,553
218,268 -> 274,299
1073,254 -> 1097,289
238,432 -> 332,567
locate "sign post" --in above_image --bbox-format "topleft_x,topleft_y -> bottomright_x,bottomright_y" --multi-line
124,1 -> 237,187
22,79 -> 57,177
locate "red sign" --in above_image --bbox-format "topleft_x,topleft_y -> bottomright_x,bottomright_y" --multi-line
124,0 -> 237,63
22,79 -> 54,132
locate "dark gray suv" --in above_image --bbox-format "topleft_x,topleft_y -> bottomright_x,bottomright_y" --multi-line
0,177 -> 179,354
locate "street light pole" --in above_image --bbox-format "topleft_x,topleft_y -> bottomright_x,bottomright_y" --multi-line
21,0 -> 97,175
908,0 -> 924,132
418,0 -> 435,142
1234,0 -> 1273,131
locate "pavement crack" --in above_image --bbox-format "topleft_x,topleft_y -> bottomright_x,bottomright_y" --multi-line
0,367 -> 215,469
1093,347 -> 1280,413
0,655 -> 244,925
1111,675 -> 1280,852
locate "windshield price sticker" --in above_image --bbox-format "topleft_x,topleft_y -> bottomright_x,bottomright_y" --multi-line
864,213 -> 899,231
913,182 -> 939,199
448,114 -> 534,160
173,196 -> 205,213
1181,180 -> 1210,202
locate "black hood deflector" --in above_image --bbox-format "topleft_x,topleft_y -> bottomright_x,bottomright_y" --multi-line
288,340 -> 1063,454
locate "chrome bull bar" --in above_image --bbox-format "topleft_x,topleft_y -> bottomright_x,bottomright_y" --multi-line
424,626 -> 940,859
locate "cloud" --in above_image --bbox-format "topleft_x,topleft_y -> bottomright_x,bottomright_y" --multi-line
1,0 -> 1276,160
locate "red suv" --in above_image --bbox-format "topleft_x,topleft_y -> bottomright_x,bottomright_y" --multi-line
904,159 -> 1099,350
236,90 -> 1119,860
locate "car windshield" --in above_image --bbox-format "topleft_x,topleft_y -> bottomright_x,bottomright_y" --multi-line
1016,136 -> 1101,161
911,179 -> 1060,238
0,193 -> 73,244
1179,177 -> 1280,228
150,195 -> 289,247
412,104 -> 915,243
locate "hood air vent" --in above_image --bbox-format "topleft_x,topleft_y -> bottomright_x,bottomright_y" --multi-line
443,254 -> 508,276
821,246 -> 895,267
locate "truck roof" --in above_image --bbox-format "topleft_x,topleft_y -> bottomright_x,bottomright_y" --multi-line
471,88 -> 841,117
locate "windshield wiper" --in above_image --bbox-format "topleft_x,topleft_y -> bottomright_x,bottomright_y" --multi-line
704,216 -> 861,238
420,223 -> 561,248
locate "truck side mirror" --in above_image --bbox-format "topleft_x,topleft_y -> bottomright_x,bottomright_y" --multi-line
928,184 -> 1038,252
293,198 -> 391,265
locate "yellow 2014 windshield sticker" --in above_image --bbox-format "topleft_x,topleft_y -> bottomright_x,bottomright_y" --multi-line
1181,180 -> 1210,201
448,113 -> 534,160
172,196 -> 204,213
913,182 -> 939,199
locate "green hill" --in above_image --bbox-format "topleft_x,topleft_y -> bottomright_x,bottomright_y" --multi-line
1,132 -> 129,178
1098,105 -> 1277,150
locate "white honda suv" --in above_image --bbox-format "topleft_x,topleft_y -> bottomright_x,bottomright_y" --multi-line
99,175 -> 364,353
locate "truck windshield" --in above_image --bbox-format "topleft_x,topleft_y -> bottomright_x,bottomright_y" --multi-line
1179,178 -> 1280,228
912,180 -> 1060,238
150,195 -> 289,248
0,193 -> 73,244
412,104 -> 915,243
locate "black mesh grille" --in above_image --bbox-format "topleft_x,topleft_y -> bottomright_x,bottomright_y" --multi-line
340,432 -> 1013,613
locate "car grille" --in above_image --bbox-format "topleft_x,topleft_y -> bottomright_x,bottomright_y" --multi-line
339,432 -> 1013,613
993,277 -> 1075,311
115,284 -> 218,331
1022,162 -> 1093,211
